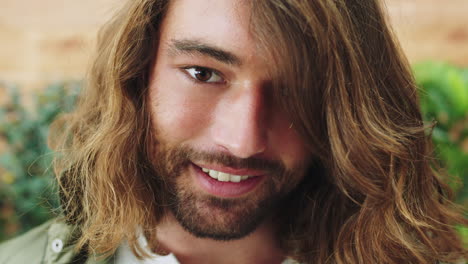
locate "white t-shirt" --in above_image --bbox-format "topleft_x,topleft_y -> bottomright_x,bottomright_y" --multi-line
115,236 -> 299,264
116,241 -> 179,264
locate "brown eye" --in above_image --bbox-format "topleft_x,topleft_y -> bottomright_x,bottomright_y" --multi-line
193,67 -> 212,81
185,67 -> 224,83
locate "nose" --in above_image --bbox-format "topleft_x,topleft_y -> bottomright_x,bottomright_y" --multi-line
211,82 -> 267,158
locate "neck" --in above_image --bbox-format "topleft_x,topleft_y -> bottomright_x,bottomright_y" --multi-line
152,213 -> 285,264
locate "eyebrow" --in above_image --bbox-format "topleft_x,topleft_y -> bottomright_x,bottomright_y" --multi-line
168,39 -> 242,66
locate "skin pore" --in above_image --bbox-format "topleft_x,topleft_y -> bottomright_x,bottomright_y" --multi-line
147,0 -> 311,263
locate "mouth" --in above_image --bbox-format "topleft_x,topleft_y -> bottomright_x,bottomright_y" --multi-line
201,167 -> 253,182
191,163 -> 265,198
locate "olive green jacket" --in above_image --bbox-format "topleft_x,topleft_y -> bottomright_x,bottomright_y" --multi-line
0,219 -> 113,264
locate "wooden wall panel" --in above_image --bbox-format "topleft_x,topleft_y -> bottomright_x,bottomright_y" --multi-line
0,0 -> 467,94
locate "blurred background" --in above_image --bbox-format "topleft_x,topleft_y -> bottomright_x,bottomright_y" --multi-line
0,0 -> 467,243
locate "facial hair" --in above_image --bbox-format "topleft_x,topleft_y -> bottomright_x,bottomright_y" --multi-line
151,144 -> 306,241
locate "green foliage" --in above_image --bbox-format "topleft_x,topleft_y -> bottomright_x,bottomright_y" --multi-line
0,82 -> 79,241
457,225 -> 468,248
413,62 -> 468,207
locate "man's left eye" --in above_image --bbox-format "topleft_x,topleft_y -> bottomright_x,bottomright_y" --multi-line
184,67 -> 224,83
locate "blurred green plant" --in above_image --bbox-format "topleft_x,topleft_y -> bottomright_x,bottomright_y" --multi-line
0,81 -> 79,241
413,62 -> 468,209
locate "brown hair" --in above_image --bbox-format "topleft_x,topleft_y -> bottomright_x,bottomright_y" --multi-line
51,0 -> 467,263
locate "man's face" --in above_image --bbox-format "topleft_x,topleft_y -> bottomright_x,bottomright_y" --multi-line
148,0 -> 311,240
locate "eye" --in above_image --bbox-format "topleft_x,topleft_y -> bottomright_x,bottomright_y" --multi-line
184,67 -> 224,83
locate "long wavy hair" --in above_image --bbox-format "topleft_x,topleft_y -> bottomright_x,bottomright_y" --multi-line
50,0 -> 467,263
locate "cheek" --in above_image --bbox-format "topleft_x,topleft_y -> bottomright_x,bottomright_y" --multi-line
148,73 -> 212,143
269,116 -> 310,170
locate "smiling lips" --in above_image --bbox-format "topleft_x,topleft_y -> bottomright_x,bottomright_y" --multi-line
192,163 -> 265,197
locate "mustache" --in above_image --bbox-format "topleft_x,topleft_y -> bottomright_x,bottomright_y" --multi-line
174,147 -> 288,175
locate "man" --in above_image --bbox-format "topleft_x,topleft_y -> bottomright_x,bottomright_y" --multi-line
0,0 -> 466,263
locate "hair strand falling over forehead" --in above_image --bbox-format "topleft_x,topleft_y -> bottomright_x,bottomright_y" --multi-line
50,0 -> 467,263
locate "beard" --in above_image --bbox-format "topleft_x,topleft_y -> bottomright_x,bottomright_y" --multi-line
151,144 -> 307,241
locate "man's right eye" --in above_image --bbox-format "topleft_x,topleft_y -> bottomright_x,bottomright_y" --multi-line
184,67 -> 224,84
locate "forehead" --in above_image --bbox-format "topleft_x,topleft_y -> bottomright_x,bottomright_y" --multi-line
159,0 -> 258,62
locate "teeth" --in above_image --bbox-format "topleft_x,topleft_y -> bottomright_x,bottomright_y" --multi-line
218,172 -> 229,182
208,170 -> 218,179
230,175 -> 241,182
201,167 -> 251,183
